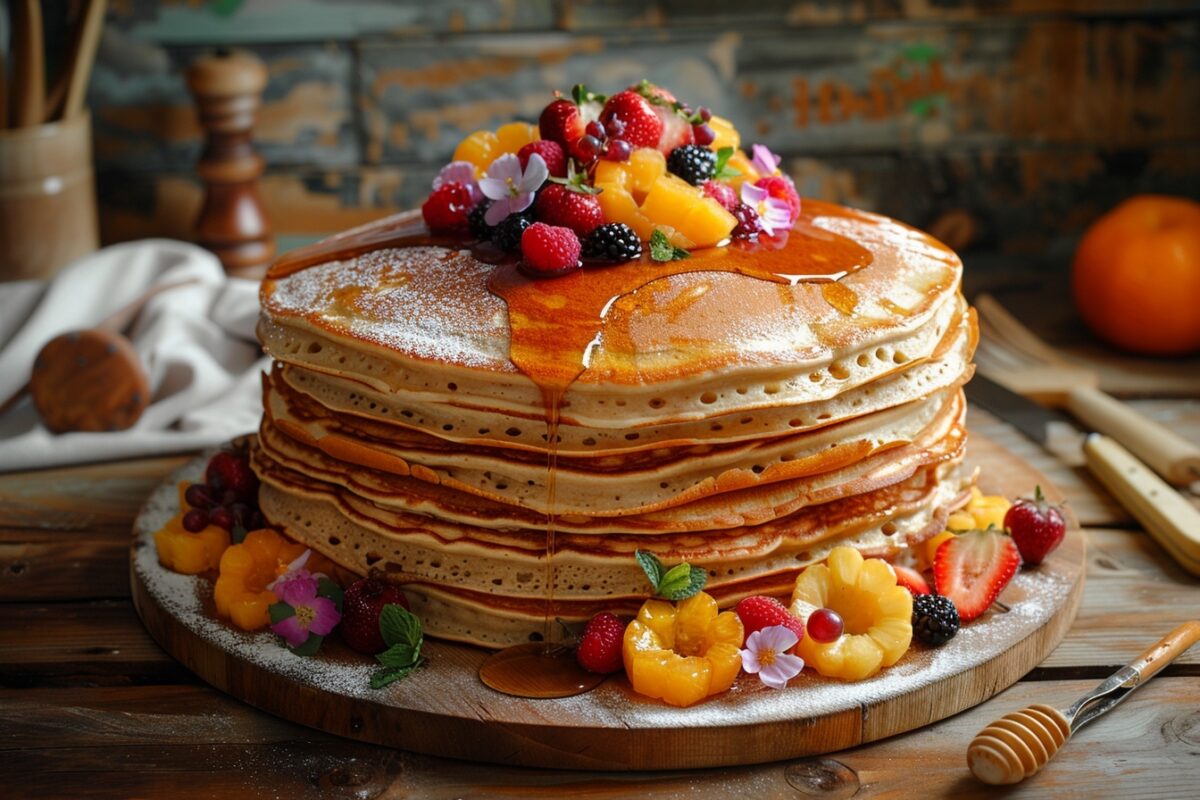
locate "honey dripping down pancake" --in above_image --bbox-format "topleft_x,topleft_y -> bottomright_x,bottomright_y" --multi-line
254,91 -> 973,692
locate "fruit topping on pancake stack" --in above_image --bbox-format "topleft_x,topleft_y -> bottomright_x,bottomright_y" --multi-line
251,81 -> 979,651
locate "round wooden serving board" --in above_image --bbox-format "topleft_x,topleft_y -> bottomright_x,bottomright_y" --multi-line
131,432 -> 1085,771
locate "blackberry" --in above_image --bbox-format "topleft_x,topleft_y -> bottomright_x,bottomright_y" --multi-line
912,593 -> 960,646
667,144 -> 717,186
730,202 -> 763,240
492,212 -> 533,253
582,223 -> 642,263
468,201 -> 492,241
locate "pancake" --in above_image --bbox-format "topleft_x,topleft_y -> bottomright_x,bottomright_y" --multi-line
252,195 -> 974,649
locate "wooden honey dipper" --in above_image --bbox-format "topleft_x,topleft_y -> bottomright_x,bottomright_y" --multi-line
968,620 -> 1200,785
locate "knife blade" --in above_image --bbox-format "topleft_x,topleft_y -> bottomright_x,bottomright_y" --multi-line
965,373 -> 1084,465
964,374 -> 1200,576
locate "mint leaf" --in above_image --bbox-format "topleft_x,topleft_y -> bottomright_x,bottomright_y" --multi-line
650,229 -> 689,262
289,634 -> 324,657
713,146 -> 741,180
317,577 -> 344,611
370,604 -> 424,690
379,603 -> 422,649
268,601 -> 294,625
376,642 -> 420,670
635,550 -> 663,590
370,662 -> 419,690
658,564 -> 708,601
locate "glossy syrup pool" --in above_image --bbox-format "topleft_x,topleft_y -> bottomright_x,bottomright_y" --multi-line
267,201 -> 879,699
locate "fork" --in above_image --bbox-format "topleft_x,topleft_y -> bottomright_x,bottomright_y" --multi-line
974,293 -> 1200,486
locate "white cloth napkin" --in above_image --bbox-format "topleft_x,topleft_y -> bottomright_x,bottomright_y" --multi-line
0,240 -> 269,472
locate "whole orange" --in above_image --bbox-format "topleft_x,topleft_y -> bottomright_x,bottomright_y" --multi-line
1071,195 -> 1200,356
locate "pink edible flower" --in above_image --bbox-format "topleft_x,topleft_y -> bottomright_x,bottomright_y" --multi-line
268,550 -> 341,648
741,624 -> 805,690
479,153 -> 548,225
740,183 -> 792,237
751,144 -> 782,177
433,161 -> 483,206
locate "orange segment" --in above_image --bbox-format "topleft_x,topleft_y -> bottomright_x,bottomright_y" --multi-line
452,130 -> 500,173
495,122 -> 538,155
708,116 -> 740,151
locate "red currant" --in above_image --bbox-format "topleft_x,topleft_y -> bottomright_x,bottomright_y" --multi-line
575,135 -> 603,161
604,118 -> 626,138
585,120 -> 606,140
807,608 -> 844,643
604,139 -> 632,162
184,483 -> 217,510
697,106 -> 712,122
209,506 -> 235,530
182,509 -> 210,532
692,123 -> 715,146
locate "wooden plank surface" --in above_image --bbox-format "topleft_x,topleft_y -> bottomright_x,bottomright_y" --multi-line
2,677 -> 1197,799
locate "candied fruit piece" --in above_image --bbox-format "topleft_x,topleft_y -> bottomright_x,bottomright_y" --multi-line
453,130 -> 500,173
213,528 -> 335,632
154,511 -> 230,575
708,115 -> 740,151
790,546 -> 913,681
495,122 -> 538,155
622,591 -> 744,707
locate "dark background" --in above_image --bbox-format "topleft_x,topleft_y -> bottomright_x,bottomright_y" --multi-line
80,0 -> 1200,263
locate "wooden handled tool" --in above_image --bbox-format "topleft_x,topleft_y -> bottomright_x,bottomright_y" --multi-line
1084,434 -> 1200,576
975,293 -> 1200,485
11,0 -> 46,127
0,279 -> 198,427
968,620 -> 1200,785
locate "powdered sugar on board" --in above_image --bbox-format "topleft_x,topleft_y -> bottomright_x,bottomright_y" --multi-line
132,440 -> 1083,749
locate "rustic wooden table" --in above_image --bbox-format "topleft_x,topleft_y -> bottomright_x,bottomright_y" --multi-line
3,266 -> 1199,799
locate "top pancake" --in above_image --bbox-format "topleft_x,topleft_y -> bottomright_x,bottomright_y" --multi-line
260,200 -> 962,425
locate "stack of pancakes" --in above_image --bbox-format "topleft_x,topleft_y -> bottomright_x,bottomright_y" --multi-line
253,200 -> 976,648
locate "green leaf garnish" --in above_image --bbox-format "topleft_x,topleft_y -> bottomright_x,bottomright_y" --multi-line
371,603 -> 424,690
289,634 -> 324,657
268,601 -> 294,624
649,229 -> 690,262
571,83 -> 607,106
231,522 -> 248,545
317,577 -> 344,611
635,550 -> 663,588
549,159 -> 604,195
713,146 -> 741,180
634,549 -> 708,601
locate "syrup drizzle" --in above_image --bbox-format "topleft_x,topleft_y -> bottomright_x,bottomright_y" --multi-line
270,201 -> 881,699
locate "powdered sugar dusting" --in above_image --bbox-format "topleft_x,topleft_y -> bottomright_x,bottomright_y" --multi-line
263,246 -> 511,371
134,444 -> 1081,748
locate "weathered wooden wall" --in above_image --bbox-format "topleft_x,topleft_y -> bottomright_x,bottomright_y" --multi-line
88,1 -> 1200,259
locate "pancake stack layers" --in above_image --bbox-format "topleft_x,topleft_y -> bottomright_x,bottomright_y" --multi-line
253,199 -> 976,649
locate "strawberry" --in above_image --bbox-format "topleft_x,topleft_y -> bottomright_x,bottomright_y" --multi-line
421,182 -> 475,234
1004,485 -> 1066,566
653,105 -> 694,154
534,184 -> 603,237
933,529 -> 1021,622
892,563 -> 931,595
539,98 -> 586,150
339,575 -> 411,655
599,91 -> 663,150
520,222 -> 582,276
735,595 -> 805,652
755,175 -> 802,224
518,140 -> 567,178
205,451 -> 258,502
576,612 -> 625,674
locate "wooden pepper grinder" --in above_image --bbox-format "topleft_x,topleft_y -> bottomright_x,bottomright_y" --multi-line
186,49 -> 276,278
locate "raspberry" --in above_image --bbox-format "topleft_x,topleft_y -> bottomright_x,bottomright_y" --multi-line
582,223 -> 642,263
468,201 -> 492,241
735,596 -> 804,651
534,184 -> 603,237
206,451 -> 258,502
576,612 -> 625,674
340,575 -> 411,655
730,202 -> 763,240
912,593 -> 960,646
666,144 -> 716,186
421,181 -> 475,234
520,222 -> 581,276
702,180 -> 738,211
518,140 -> 567,178
754,175 -> 801,224
491,213 -> 532,253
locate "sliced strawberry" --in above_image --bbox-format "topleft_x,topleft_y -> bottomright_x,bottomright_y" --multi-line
654,105 -> 694,154
892,564 -> 931,595
933,529 -> 1021,622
